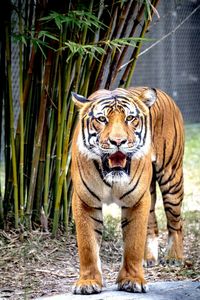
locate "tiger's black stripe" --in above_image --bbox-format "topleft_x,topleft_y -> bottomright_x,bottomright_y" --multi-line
121,218 -> 133,229
81,117 -> 87,148
81,116 -> 96,154
93,160 -> 111,187
77,160 -> 101,202
138,115 -> 148,148
135,117 -> 143,140
164,197 -> 183,207
160,155 -> 183,187
94,97 -> 114,103
75,191 -> 102,210
161,175 -> 183,196
90,215 -> 103,225
129,159 -> 142,185
165,184 -> 183,196
120,164 -> 145,200
167,224 -> 181,232
75,192 -> 90,208
165,208 -> 181,219
95,229 -> 103,236
160,171 -> 183,189
166,119 -> 182,172
94,206 -> 102,210
156,139 -> 166,175
159,115 -> 179,173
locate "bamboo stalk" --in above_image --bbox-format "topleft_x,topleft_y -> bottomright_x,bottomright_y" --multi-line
25,50 -> 52,229
52,54 -> 82,236
0,12 -> 5,226
105,1 -> 137,87
43,110 -> 54,216
123,21 -> 149,88
5,24 -> 19,228
23,0 -> 34,78
55,57 -> 62,195
24,79 -> 35,193
0,182 -> 3,228
34,121 -> 47,221
18,0 -> 24,222
79,0 -> 95,96
54,24 -> 71,203
63,178 -> 68,234
92,3 -> 119,92
122,0 -> 160,88
52,99 -> 75,236
111,3 -> 146,84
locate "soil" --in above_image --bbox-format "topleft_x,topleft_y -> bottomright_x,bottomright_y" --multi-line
0,214 -> 200,300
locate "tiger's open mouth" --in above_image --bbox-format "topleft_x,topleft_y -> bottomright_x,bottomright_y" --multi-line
101,151 -> 130,175
99,151 -> 131,184
108,151 -> 127,169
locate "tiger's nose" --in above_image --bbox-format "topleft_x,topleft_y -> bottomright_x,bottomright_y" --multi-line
109,137 -> 127,146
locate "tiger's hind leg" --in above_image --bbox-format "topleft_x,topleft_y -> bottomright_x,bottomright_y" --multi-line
158,166 -> 184,265
144,172 -> 159,267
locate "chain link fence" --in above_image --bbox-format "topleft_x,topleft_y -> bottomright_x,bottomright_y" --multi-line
128,0 -> 200,123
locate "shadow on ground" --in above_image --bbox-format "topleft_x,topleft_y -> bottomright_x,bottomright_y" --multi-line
35,281 -> 200,300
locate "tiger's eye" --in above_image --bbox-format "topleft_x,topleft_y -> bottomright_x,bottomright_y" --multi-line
126,115 -> 135,122
97,116 -> 107,123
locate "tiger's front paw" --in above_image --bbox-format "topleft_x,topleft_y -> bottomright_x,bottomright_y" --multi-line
117,277 -> 149,293
72,279 -> 102,295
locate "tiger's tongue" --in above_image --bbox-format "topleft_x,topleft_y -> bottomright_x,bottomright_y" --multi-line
108,151 -> 127,169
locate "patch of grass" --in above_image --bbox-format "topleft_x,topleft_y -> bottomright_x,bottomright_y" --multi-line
155,202 -> 167,231
103,214 -> 121,241
183,123 -> 200,211
183,210 -> 200,237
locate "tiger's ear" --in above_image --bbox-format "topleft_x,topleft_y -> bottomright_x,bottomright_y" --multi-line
140,88 -> 157,108
71,92 -> 90,108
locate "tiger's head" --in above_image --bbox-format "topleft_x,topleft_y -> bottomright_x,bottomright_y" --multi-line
72,88 -> 157,184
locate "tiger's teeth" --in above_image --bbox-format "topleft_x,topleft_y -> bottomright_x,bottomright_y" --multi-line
108,158 -> 127,168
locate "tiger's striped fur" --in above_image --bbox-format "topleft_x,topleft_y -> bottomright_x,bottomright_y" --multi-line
71,87 -> 184,294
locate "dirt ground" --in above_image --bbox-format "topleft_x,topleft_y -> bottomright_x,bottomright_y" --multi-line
0,213 -> 200,300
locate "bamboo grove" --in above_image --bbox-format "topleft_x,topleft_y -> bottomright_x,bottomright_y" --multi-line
0,0 -> 159,235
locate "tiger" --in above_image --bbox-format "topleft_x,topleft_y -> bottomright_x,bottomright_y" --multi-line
71,87 -> 184,295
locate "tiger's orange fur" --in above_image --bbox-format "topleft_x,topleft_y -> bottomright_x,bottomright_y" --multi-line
71,87 -> 184,294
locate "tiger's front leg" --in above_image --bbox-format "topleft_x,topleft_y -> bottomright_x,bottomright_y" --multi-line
72,193 -> 103,294
117,193 -> 151,293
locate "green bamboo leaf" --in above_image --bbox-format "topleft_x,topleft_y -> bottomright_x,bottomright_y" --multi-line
39,13 -> 55,21
31,39 -> 47,58
37,42 -> 47,59
40,11 -> 62,21
144,0 -> 152,21
55,16 -> 62,30
40,10 -> 106,32
38,30 -> 59,41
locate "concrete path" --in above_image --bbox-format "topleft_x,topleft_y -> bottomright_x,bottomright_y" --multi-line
36,281 -> 200,300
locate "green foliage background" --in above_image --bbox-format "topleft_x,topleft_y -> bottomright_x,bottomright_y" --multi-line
0,0 -> 159,234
